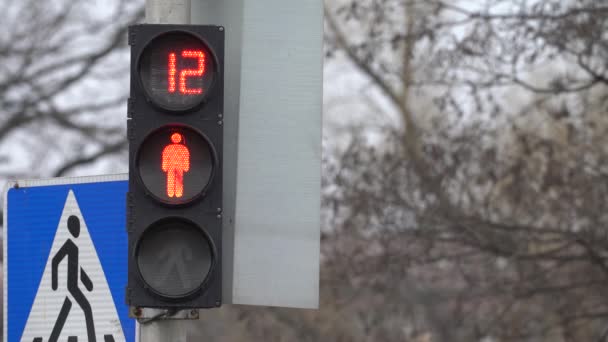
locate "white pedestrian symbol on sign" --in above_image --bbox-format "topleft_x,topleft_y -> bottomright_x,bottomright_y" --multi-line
20,191 -> 125,342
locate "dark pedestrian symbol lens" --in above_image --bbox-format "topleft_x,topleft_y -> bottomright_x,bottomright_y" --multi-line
136,219 -> 213,298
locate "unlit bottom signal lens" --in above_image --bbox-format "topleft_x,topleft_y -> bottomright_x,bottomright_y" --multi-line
136,219 -> 213,298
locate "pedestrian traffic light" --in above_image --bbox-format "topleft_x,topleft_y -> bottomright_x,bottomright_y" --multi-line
126,24 -> 224,309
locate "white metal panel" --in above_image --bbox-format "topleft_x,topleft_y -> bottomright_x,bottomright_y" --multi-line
191,0 -> 244,305
193,0 -> 322,308
231,0 -> 322,308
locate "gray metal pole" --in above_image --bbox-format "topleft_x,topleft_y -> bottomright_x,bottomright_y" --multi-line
146,0 -> 191,24
139,3 -> 192,341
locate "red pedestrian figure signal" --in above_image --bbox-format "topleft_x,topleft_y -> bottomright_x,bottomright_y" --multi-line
162,133 -> 190,198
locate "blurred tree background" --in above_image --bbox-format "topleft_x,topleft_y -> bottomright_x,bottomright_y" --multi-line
1,0 -> 608,341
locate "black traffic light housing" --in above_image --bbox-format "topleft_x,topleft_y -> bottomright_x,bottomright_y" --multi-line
126,24 -> 224,309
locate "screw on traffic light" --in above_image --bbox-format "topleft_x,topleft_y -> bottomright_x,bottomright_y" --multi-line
126,24 -> 224,309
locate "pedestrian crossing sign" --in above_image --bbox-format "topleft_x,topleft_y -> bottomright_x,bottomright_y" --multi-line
4,175 -> 133,342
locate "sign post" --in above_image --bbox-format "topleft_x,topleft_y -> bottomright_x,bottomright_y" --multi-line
137,1 -> 205,341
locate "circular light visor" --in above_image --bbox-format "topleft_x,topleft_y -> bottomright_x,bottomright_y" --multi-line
138,32 -> 217,111
137,125 -> 215,205
136,219 -> 214,298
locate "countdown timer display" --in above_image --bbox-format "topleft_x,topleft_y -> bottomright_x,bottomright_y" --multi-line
138,32 -> 217,111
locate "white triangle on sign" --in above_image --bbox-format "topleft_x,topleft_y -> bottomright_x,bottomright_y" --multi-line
20,191 -> 125,342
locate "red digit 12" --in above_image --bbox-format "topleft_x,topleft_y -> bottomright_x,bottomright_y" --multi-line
167,50 -> 206,95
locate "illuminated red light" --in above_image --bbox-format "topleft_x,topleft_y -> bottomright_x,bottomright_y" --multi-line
180,50 -> 206,95
166,50 -> 206,95
168,53 -> 177,93
162,133 -> 190,198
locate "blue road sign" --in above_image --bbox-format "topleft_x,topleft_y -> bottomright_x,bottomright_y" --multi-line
4,175 -> 132,342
